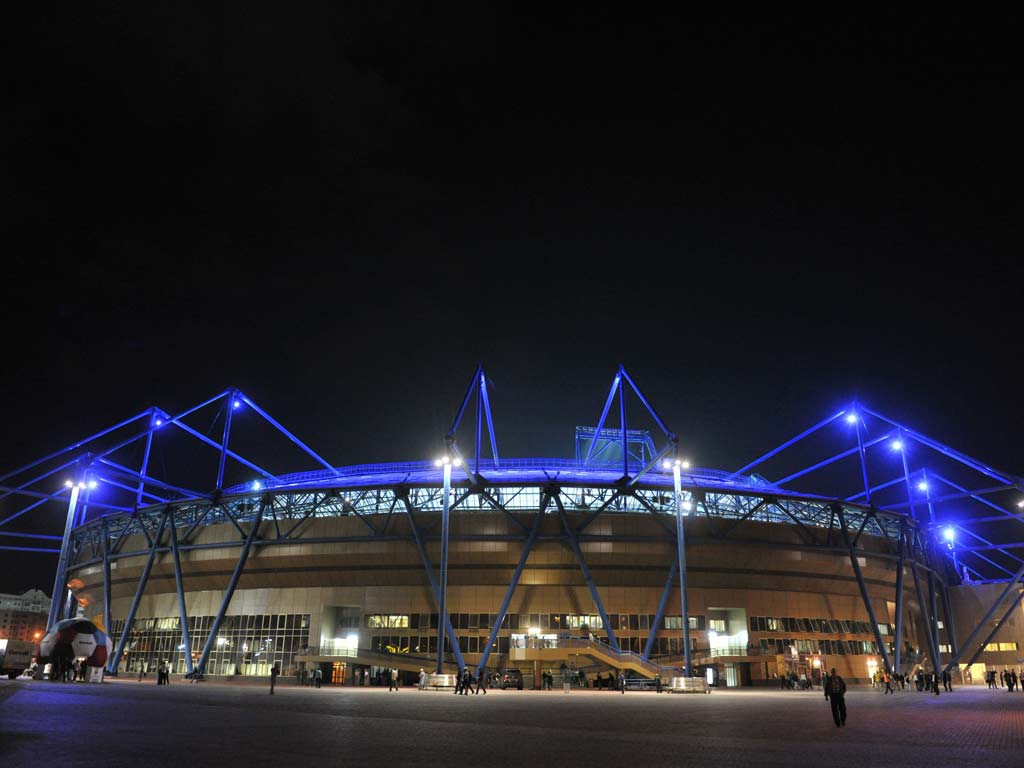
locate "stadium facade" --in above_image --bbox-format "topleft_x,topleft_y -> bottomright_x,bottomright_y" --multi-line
4,367 -> 1024,687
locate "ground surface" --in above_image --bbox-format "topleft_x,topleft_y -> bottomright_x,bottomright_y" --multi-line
1,679 -> 1022,767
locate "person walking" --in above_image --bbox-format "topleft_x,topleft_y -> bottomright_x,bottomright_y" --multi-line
454,668 -> 464,695
270,663 -> 279,694
314,667 -> 322,689
884,671 -> 893,695
138,661 -> 146,682
932,671 -> 940,696
461,667 -> 472,695
388,668 -> 399,691
655,675 -> 663,693
618,671 -> 626,694
474,667 -> 487,695
824,668 -> 847,727
418,668 -> 427,690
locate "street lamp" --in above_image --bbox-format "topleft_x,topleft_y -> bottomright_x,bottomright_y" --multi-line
433,455 -> 461,673
944,526 -> 958,574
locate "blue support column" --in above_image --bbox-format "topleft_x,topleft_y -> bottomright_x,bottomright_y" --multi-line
216,393 -> 235,491
479,372 -> 500,466
897,429 -> 918,521
910,562 -> 941,676
964,588 -> 1024,668
167,510 -> 194,675
927,568 -> 942,671
854,417 -> 872,504
944,559 -> 1024,673
195,500 -> 266,675
102,520 -> 112,638
618,367 -> 628,477
47,482 -> 82,631
476,505 -> 546,676
584,374 -> 620,465
554,495 -> 619,652
835,505 -> 893,674
108,512 -> 169,674
940,582 -> 959,664
135,412 -> 157,510
642,560 -> 678,659
402,499 -> 465,672
893,522 -> 906,673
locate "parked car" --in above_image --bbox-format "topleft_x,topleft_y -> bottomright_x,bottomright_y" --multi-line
500,668 -> 524,690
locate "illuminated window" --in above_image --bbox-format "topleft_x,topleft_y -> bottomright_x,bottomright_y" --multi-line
999,642 -> 1018,652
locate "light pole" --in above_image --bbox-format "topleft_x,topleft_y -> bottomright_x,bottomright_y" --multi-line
48,476 -> 96,631
433,455 -> 461,674
664,457 -> 692,676
943,527 -> 958,574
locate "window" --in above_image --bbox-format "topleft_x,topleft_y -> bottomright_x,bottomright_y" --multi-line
708,619 -> 726,633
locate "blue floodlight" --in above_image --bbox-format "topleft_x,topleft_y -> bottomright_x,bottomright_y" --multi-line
155,418 -> 164,427
845,413 -> 857,424
251,480 -> 261,491
943,527 -> 955,542
917,481 -> 929,491
233,400 -> 241,409
891,440 -> 903,451
87,480 -> 98,490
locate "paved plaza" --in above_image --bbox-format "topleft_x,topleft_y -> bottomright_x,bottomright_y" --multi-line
1,679 -> 1022,767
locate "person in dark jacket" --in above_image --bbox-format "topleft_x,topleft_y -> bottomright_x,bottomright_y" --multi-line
618,671 -> 626,694
824,668 -> 847,727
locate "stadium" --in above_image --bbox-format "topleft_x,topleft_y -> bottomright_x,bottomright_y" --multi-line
3,366 -> 1023,688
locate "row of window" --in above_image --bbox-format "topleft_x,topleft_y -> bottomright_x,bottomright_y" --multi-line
760,638 -> 880,655
749,616 -> 895,636
370,634 -> 696,656
367,613 -> 707,631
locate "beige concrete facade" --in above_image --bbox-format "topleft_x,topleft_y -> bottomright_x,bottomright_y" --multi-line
70,511 -> 944,684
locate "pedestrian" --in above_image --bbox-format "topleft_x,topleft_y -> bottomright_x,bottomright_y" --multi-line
138,661 -> 146,682
824,668 -> 847,728
270,663 -> 279,694
461,667 -> 471,695
418,668 -> 427,690
932,671 -> 940,696
884,671 -> 893,695
454,668 -> 464,695
655,675 -> 663,693
314,667 -> 322,689
388,668 -> 399,691
618,671 -> 626,694
475,667 -> 487,695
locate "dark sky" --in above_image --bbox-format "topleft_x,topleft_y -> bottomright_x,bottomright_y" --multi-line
2,9 -> 1022,592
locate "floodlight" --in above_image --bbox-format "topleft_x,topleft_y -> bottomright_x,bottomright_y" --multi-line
891,440 -> 903,451
917,481 -> 928,491
87,480 -> 97,489
252,480 -> 262,491
845,413 -> 857,424
943,527 -> 955,542
233,400 -> 241,409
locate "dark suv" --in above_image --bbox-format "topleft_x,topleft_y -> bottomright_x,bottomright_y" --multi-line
500,668 -> 524,690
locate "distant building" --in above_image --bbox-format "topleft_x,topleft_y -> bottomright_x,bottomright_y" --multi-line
0,589 -> 50,643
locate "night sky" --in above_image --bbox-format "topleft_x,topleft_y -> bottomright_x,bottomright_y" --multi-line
3,9 -> 1022,593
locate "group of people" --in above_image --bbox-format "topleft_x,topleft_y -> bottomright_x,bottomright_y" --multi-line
451,667 -> 487,694
986,669 -> 1021,691
775,671 -> 817,690
138,659 -> 171,685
